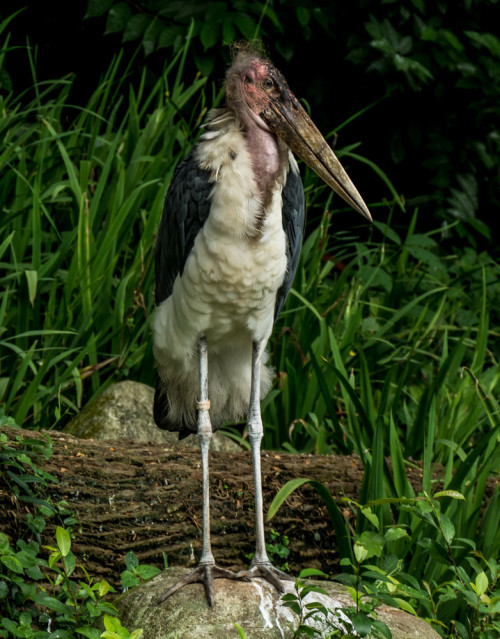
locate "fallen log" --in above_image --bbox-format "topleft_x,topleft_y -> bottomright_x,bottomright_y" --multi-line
1,424 -> 425,590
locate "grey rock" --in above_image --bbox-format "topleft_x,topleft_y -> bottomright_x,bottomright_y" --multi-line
114,567 -> 441,639
64,381 -> 241,452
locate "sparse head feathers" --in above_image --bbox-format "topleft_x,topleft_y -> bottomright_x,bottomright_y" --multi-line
229,40 -> 268,64
225,41 -> 274,114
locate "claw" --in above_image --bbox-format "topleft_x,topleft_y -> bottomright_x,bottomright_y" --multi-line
236,562 -> 294,593
157,564 -> 242,607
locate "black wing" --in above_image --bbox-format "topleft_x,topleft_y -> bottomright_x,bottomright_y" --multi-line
274,166 -> 305,320
155,148 -> 213,306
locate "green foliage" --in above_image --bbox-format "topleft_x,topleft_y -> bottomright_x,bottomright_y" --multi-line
0,524 -> 138,639
0,412 -> 78,542
84,0 -> 281,75
0,426 -> 157,638
266,208 -> 500,461
282,568 -> 391,638
120,552 -> 161,589
345,1 -> 500,236
0,412 -> 56,511
100,615 -> 143,639
265,528 -> 290,572
269,484 -> 500,637
0,30 -> 206,428
81,0 -> 500,247
0,422 -> 114,637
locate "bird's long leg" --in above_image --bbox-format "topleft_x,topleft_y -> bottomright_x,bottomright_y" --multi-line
237,340 -> 294,590
157,336 -> 241,607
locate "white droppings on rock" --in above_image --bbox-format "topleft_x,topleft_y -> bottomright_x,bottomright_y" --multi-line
251,579 -> 276,632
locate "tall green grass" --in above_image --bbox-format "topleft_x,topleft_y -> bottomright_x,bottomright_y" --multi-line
265,201 -> 500,550
0,30 -> 207,428
262,199 -> 500,634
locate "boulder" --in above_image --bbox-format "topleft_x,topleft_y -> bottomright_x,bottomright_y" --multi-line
114,567 -> 441,639
64,381 -> 240,452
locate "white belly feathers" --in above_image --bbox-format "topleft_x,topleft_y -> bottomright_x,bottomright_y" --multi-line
152,115 -> 289,370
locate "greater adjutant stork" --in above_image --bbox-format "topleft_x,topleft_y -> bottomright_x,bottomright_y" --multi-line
152,43 -> 371,605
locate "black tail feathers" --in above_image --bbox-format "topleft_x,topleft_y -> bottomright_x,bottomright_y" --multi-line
153,376 -> 194,440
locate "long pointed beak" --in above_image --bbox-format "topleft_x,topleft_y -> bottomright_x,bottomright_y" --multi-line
261,95 -> 372,221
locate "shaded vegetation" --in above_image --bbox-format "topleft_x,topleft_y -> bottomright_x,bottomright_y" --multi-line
0,3 -> 499,637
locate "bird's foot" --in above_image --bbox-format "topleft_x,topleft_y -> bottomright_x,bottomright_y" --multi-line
236,562 -> 294,593
157,563 -> 244,607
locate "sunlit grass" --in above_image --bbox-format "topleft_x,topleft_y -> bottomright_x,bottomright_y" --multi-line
0,30 -> 207,427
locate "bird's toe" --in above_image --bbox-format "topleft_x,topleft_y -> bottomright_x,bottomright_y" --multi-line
236,562 -> 294,592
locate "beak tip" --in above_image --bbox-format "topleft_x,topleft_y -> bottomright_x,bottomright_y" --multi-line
360,204 -> 372,222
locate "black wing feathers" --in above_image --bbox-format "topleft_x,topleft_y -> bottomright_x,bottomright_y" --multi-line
155,149 -> 213,306
274,167 -> 305,320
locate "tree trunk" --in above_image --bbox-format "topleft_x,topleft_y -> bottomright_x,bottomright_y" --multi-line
1,425 -> 425,590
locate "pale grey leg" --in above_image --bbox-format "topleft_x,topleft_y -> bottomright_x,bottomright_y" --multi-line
158,336 -> 240,607
197,335 -> 215,567
237,340 -> 293,590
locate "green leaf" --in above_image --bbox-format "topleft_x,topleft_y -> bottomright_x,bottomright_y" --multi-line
372,220 -> 402,245
299,568 -> 329,579
158,26 -> 183,49
85,0 -> 113,18
25,269 -> 38,306
281,593 -> 299,602
135,564 -> 161,579
465,30 -> 500,58
0,532 -> 12,553
26,565 -> 44,580
433,490 -> 465,500
233,623 -> 247,639
267,478 -> 312,520
56,526 -> 71,557
0,581 -> 8,599
48,630 -> 76,639
98,579 -> 111,597
299,585 -> 328,598
234,14 -> 257,39
121,569 -> 140,589
360,506 -> 379,528
384,527 -> 408,542
35,594 -> 72,614
123,14 -> 150,42
200,22 -> 219,50
393,597 -> 417,615
282,600 -> 302,616
76,627 -> 102,639
1,554 -> 24,574
222,18 -> 236,44
439,514 -> 455,544
105,2 -> 131,34
475,571 -> 488,597
103,614 -> 118,631
125,551 -> 139,570
296,7 -> 310,26
355,531 -> 385,561
350,611 -> 372,635
64,550 -> 76,575
353,543 -> 367,563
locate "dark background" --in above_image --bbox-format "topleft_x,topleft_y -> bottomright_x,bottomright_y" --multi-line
2,0 -> 499,249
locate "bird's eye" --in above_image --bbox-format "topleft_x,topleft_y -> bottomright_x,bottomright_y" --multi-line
262,78 -> 274,90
